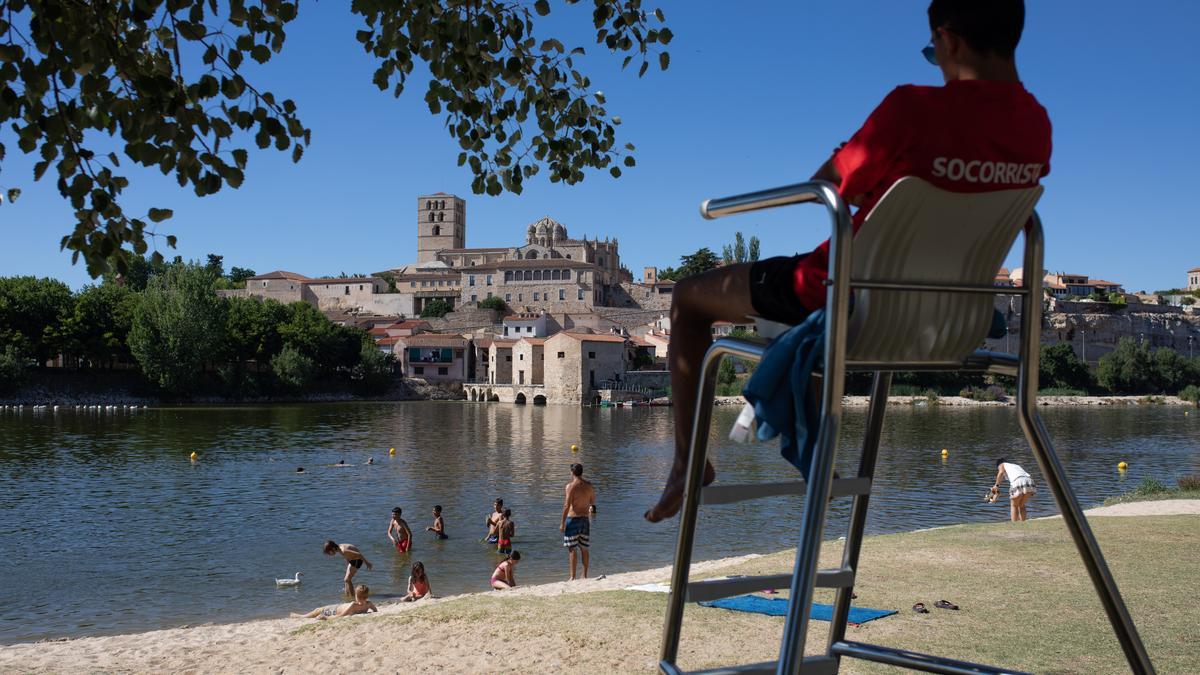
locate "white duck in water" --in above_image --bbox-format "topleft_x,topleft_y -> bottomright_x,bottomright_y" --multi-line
275,572 -> 303,587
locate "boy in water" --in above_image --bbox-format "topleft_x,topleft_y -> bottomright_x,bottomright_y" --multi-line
323,540 -> 373,597
485,498 -> 504,543
291,584 -> 377,620
426,504 -> 448,539
388,507 -> 413,553
496,508 -> 515,555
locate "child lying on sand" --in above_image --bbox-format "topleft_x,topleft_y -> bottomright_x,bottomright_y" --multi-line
291,584 -> 377,620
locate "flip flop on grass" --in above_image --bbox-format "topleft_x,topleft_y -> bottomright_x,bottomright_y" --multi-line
912,602 -> 930,614
934,599 -> 959,610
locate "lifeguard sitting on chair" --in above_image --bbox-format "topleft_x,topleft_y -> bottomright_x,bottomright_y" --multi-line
646,0 -> 1052,523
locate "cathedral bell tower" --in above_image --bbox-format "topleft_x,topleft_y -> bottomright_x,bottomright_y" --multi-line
417,193 -> 466,263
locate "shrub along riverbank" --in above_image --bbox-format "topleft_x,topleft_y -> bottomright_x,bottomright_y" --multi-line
0,260 -> 398,402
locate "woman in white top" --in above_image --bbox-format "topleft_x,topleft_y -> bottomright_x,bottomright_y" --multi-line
992,458 -> 1036,521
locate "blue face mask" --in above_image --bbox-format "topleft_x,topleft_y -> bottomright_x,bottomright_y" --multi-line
922,42 -> 938,66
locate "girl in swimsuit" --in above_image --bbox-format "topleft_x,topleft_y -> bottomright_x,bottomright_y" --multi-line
401,561 -> 433,602
491,551 -> 520,590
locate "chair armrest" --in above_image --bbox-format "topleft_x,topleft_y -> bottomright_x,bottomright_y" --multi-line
701,180 -> 844,220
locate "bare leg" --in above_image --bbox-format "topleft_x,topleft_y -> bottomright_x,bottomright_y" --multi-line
645,264 -> 757,522
344,563 -> 357,597
581,548 -> 589,578
1009,497 -> 1018,522
568,548 -> 577,581
491,579 -> 512,590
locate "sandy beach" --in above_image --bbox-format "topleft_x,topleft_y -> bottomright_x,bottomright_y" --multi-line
2,501 -> 1195,674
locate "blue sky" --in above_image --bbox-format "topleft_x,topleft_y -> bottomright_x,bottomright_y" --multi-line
2,1 -> 1197,292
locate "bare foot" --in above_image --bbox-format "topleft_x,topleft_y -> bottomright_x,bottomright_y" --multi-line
644,460 -> 716,522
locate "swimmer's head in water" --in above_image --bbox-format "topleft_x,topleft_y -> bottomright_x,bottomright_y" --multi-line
323,540 -> 339,555
338,460 -> 345,465
354,584 -> 369,600
296,467 -> 304,473
367,458 -> 374,464
571,463 -> 583,477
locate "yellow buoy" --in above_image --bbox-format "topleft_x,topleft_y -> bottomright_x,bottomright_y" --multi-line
941,448 -> 949,458
1118,461 -> 1128,471
570,444 -> 580,453
189,451 -> 198,461
389,447 -> 396,456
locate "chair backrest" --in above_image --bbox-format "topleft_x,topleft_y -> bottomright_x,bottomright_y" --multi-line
844,177 -> 1042,364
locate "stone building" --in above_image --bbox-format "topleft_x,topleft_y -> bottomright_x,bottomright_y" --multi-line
227,271 -> 391,312
398,333 -> 468,381
544,332 -> 629,405
503,312 -> 549,338
513,337 -> 546,386
1189,267 -> 1200,291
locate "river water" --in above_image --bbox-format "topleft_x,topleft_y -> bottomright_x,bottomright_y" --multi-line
0,402 -> 1196,644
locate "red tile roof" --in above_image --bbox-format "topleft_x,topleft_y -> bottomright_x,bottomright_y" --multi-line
249,270 -> 311,281
517,337 -> 547,345
378,336 -> 402,345
555,332 -> 628,344
1089,280 -> 1122,287
301,277 -> 379,285
392,320 -> 432,330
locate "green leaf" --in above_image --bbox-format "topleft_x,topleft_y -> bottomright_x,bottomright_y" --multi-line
624,156 -> 635,167
148,208 -> 174,223
534,0 -> 550,16
659,52 -> 670,70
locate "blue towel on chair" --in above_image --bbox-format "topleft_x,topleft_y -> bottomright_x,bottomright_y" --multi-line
742,309 -> 825,480
699,594 -> 896,625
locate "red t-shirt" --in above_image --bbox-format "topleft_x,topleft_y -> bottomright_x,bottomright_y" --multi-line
792,79 -> 1053,311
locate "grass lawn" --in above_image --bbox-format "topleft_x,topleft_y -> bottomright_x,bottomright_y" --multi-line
303,514 -> 1198,673
1103,476 -> 1200,505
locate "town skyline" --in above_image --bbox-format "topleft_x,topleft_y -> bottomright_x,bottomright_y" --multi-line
2,2 -> 1197,294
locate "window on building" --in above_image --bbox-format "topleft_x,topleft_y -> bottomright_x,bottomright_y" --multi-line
411,281 -> 416,288
486,275 -> 493,285
519,353 -> 524,361
438,367 -> 448,375
504,327 -> 509,336
359,284 -> 364,291
468,275 -> 475,286
428,212 -> 435,221
526,326 -> 533,333
432,225 -> 441,235
438,212 -> 444,222
262,281 -> 267,287
344,286 -> 350,295
471,294 -> 477,302
518,293 -> 523,301
559,289 -> 565,300
426,200 -> 432,210
414,366 -> 424,375
566,254 -> 572,259
557,351 -> 565,358
533,292 -> 540,301
506,355 -> 512,362
578,289 -> 584,300
588,351 -> 596,359
486,292 -> 492,299
505,293 -> 511,301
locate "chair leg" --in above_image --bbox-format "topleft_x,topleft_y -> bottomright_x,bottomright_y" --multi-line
1016,405 -> 1155,674
827,372 -> 891,654
659,343 -> 727,665
778,393 -> 845,674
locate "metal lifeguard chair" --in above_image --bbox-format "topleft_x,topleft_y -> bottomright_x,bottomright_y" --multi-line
658,178 -> 1154,674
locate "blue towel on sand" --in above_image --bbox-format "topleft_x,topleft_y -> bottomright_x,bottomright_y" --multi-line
742,309 -> 825,480
699,594 -> 896,625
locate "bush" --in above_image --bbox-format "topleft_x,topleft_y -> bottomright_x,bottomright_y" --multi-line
420,298 -> 452,318
0,345 -> 27,392
352,343 -> 395,395
477,296 -> 506,311
959,384 -> 1007,402
271,345 -> 316,390
1178,475 -> 1200,491
1130,477 -> 1168,496
1180,384 -> 1200,406
1039,343 -> 1091,391
1096,338 -> 1200,394
1039,387 -> 1088,397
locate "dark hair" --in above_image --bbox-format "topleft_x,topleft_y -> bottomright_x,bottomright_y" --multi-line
928,0 -> 1024,59
433,505 -> 442,513
494,498 -> 503,506
392,507 -> 402,517
571,463 -> 583,477
411,561 -> 426,580
503,508 -> 511,518
508,551 -> 521,561
323,540 -> 339,554
996,457 -> 1007,467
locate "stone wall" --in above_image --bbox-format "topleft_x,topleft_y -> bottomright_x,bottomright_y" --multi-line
513,340 -> 545,385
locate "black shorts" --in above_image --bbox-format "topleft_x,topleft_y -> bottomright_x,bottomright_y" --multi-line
749,255 -> 812,325
349,558 -> 364,569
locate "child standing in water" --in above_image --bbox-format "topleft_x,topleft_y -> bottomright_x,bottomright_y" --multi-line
322,541 -> 373,597
292,584 -> 377,620
491,551 -> 520,590
496,508 -> 515,555
426,505 -> 448,539
401,561 -> 433,602
388,507 -> 413,553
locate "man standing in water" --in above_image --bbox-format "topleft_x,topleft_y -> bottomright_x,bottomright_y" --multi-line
560,463 -> 596,580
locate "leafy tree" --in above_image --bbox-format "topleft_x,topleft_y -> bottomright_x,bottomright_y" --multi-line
1180,384 -> 1200,407
1039,343 -> 1091,391
478,296 -> 507,311
128,263 -> 227,392
0,345 -> 27,392
229,267 -> 258,285
64,283 -> 139,368
205,254 -> 225,278
420,299 -> 453,318
0,276 -> 74,365
717,357 -> 737,386
721,232 -> 761,265
271,344 -> 316,390
352,340 -> 396,394
660,247 -> 720,281
1096,338 -> 1199,394
1183,296 -> 1197,307
0,0 -> 671,276
224,296 -> 287,368
277,302 -> 361,373
109,255 -> 172,292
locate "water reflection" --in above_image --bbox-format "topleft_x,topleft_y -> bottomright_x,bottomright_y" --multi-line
0,402 -> 1195,643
